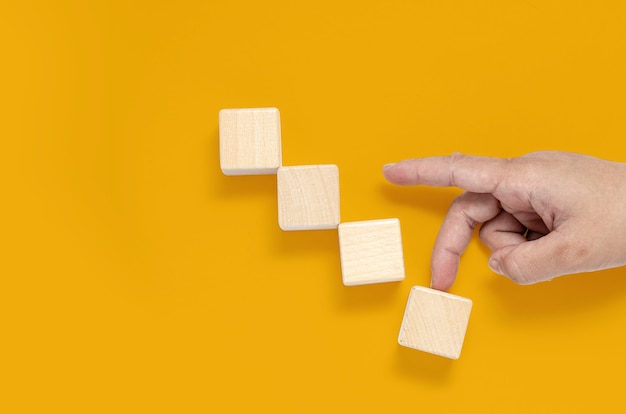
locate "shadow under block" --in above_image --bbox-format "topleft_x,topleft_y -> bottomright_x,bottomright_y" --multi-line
277,165 -> 340,230
338,218 -> 405,286
219,108 -> 282,175
398,286 -> 472,360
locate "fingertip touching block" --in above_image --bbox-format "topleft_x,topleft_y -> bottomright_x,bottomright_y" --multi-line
338,218 -> 405,286
219,108 -> 282,175
398,286 -> 472,360
277,165 -> 340,231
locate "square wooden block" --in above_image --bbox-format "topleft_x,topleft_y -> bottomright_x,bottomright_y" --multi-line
398,286 -> 472,360
219,108 -> 282,175
277,165 -> 340,230
338,218 -> 405,286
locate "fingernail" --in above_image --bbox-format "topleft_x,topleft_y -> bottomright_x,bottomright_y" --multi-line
383,163 -> 396,170
488,258 -> 502,275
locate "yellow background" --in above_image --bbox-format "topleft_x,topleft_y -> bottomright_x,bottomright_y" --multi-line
2,1 -> 626,412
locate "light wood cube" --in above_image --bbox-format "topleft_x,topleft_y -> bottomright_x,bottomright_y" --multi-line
338,218 -> 405,286
219,108 -> 282,175
398,286 -> 472,360
277,165 -> 340,230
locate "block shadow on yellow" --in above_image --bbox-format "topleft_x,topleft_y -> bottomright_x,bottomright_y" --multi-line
393,341 -> 455,385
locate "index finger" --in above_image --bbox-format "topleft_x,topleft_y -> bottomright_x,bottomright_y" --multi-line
383,153 -> 511,194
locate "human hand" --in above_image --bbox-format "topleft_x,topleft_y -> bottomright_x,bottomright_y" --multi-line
383,151 -> 626,291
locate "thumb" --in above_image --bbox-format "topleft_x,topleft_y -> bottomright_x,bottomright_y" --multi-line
488,232 -> 581,285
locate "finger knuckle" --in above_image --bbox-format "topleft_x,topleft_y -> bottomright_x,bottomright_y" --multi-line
450,194 -> 479,229
448,152 -> 465,186
503,255 -> 533,285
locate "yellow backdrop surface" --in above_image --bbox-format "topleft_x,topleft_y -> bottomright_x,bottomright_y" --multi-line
2,1 -> 626,412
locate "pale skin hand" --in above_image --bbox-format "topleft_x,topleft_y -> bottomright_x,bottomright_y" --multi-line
383,151 -> 626,291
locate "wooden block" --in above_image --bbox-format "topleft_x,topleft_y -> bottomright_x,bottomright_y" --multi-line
219,108 -> 282,175
338,218 -> 405,286
277,165 -> 340,230
398,286 -> 472,359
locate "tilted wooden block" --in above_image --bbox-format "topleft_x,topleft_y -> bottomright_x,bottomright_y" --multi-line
338,218 -> 405,286
398,286 -> 472,359
219,108 -> 282,175
277,165 -> 340,230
